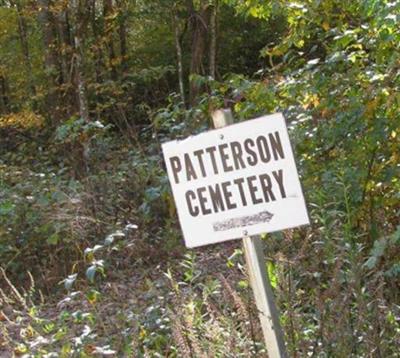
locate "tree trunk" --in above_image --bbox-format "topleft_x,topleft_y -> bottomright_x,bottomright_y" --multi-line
187,0 -> 210,105
69,0 -> 91,177
209,1 -> 217,79
118,21 -> 127,72
0,75 -> 10,114
52,5 -> 77,118
55,7 -> 72,84
89,0 -> 105,83
13,0 -> 36,96
74,35 -> 90,122
172,8 -> 186,106
37,0 -> 61,79
103,0 -> 118,81
37,0 -> 62,119
116,0 -> 128,72
70,0 -> 90,123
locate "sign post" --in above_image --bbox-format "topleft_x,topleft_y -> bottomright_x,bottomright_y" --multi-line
212,109 -> 287,358
162,108 -> 309,357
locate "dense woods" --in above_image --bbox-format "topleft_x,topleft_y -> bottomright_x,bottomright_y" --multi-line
0,0 -> 399,356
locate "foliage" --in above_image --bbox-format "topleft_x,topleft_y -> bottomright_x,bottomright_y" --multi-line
1,239 -> 267,357
0,0 -> 399,356
0,111 -> 44,130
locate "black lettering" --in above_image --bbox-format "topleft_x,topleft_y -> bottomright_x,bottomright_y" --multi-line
233,177 -> 248,206
169,156 -> 182,184
247,175 -> 263,204
218,143 -> 233,172
221,181 -> 236,210
193,149 -> 207,177
197,187 -> 212,215
184,153 -> 197,181
256,136 -> 271,163
269,131 -> 285,160
205,146 -> 219,174
244,138 -> 257,166
259,173 -> 276,202
272,169 -> 286,198
230,141 -> 246,170
185,190 -> 199,216
208,184 -> 225,213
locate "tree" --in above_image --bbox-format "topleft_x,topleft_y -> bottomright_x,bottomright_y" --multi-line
187,0 -> 211,104
208,0 -> 217,79
116,0 -> 128,73
69,0 -> 90,122
172,3 -> 186,105
11,0 -> 36,97
0,73 -> 9,114
103,0 -> 118,81
37,0 -> 63,119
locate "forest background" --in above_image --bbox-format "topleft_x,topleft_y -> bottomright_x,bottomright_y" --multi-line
0,0 -> 399,356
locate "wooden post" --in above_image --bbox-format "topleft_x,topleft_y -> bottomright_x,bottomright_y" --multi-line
211,109 -> 288,358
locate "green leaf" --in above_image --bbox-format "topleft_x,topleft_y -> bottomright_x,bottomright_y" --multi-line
86,265 -> 97,282
86,289 -> 101,304
267,261 -> 277,289
84,244 -> 103,257
104,235 -> 114,246
63,274 -> 77,290
364,256 -> 377,270
0,201 -> 13,215
47,233 -> 59,245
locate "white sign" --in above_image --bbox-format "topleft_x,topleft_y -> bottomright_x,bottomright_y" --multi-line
162,113 -> 309,248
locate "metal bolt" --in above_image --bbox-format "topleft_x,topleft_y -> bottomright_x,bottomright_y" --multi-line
243,230 -> 248,236
220,134 -> 224,140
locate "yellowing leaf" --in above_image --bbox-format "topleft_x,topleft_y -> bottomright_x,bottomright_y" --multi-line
322,21 -> 330,31
139,327 -> 147,339
14,344 -> 28,354
303,93 -> 320,109
365,99 -> 378,118
0,110 -> 44,130
84,344 -> 97,355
